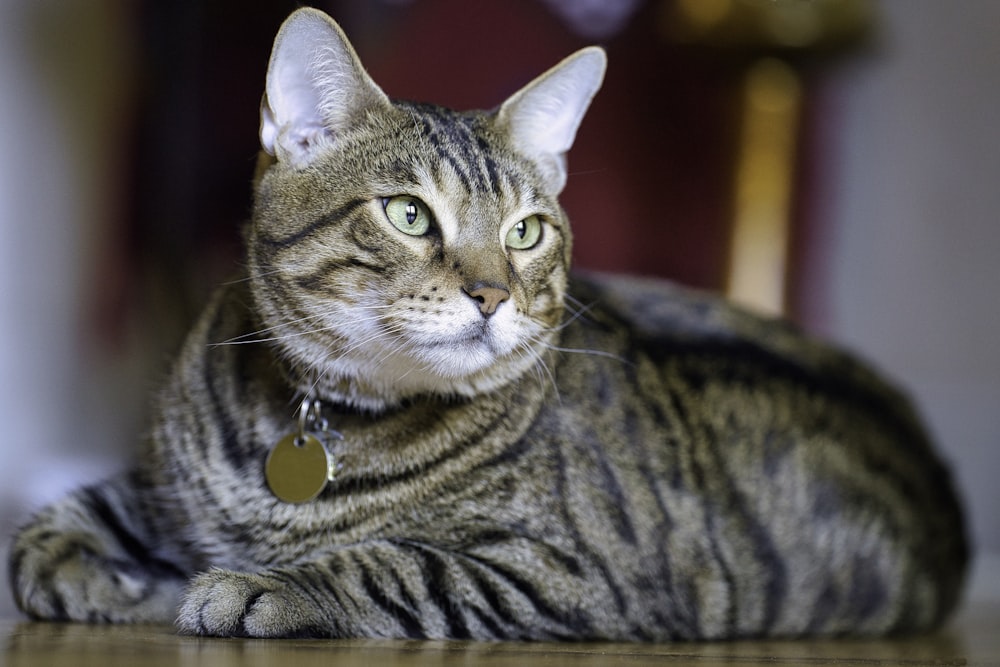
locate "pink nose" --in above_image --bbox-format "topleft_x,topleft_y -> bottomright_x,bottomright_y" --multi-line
464,285 -> 510,316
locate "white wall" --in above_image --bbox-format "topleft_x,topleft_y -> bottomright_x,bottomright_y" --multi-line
812,1 -> 1000,553
0,0 -> 138,616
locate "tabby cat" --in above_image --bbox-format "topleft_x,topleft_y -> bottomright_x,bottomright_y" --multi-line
8,8 -> 966,640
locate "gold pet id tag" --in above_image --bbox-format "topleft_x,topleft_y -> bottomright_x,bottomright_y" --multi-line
265,433 -> 335,503
265,399 -> 341,503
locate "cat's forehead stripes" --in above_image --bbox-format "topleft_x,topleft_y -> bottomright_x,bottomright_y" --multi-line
400,103 -> 524,204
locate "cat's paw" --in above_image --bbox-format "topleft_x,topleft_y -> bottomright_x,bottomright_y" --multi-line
9,527 -> 184,624
177,569 -> 331,638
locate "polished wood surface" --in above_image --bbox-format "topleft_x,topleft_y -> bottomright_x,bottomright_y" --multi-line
4,556 -> 997,666
3,599 -> 998,667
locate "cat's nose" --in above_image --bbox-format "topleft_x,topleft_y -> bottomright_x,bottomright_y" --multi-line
464,283 -> 510,317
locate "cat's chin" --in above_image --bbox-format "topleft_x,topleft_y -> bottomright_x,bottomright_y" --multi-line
301,343 -> 543,413
411,338 -> 505,377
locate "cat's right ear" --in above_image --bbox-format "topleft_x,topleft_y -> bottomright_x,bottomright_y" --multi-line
496,47 -> 606,195
260,9 -> 389,167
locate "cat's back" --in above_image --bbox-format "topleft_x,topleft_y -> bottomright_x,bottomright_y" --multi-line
564,271 -> 928,423
545,272 -> 967,636
569,272 -> 866,373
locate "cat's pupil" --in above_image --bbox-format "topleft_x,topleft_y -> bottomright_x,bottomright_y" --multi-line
405,202 -> 417,225
515,221 -> 526,238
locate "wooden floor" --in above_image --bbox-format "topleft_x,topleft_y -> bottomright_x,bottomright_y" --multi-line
0,601 -> 996,667
3,557 -> 998,666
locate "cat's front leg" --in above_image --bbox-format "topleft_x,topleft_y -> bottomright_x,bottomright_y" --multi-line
8,476 -> 187,624
178,538 -> 593,639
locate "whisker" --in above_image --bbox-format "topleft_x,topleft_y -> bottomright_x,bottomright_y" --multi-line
210,317 -> 324,346
336,323 -> 404,359
553,298 -> 598,332
309,323 -> 408,397
210,305 -> 395,347
220,267 -> 286,285
542,343 -> 629,364
518,343 -> 560,403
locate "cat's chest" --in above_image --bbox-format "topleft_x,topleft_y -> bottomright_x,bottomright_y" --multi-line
196,399 -> 537,562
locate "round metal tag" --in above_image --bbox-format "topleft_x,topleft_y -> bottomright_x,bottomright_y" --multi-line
265,433 -> 331,503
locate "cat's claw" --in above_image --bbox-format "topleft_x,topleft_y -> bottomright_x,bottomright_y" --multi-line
178,569 -> 329,638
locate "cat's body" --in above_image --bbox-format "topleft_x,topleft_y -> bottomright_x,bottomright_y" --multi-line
8,8 -> 966,640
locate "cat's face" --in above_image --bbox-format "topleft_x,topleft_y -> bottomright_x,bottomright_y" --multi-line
249,107 -> 573,407
245,9 -> 605,410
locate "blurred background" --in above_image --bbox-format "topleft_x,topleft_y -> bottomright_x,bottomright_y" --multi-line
0,0 -> 997,617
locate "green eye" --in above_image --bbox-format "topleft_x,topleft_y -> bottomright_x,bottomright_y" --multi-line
383,196 -> 432,236
506,215 -> 543,250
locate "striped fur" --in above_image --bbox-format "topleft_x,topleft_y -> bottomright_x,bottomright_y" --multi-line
8,8 -> 966,640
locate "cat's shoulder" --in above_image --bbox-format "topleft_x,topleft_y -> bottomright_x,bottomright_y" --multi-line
568,271 -> 796,344
566,271 -> 887,392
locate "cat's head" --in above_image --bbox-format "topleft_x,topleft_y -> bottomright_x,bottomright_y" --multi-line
247,8 -> 605,411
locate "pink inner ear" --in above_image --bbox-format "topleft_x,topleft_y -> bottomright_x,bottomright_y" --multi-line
288,123 -> 333,153
261,9 -> 393,166
260,100 -> 279,156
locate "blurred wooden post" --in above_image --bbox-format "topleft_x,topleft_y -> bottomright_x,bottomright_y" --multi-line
663,0 -> 873,316
729,58 -> 802,315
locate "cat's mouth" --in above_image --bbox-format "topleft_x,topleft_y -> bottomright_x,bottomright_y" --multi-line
404,321 -> 514,378
421,328 -> 496,354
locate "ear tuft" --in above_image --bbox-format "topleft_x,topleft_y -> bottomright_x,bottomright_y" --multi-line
497,47 -> 606,194
260,8 -> 389,167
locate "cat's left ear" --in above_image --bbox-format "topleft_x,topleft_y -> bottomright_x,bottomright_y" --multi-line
260,8 -> 390,167
496,47 -> 606,195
